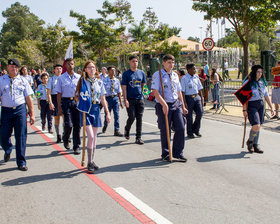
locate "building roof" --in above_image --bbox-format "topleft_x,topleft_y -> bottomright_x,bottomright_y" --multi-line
159,35 -> 222,52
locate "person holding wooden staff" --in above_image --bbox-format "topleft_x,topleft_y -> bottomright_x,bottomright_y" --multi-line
243,65 -> 274,153
151,54 -> 188,162
75,60 -> 111,174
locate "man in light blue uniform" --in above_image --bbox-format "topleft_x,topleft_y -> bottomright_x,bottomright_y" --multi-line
0,59 -> 35,171
102,66 -> 124,136
181,63 -> 204,138
152,54 -> 188,162
47,64 -> 63,143
55,58 -> 81,154
99,67 -> 108,82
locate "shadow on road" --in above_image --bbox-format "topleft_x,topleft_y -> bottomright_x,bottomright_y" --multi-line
96,158 -> 169,174
1,169 -> 83,186
196,151 -> 250,162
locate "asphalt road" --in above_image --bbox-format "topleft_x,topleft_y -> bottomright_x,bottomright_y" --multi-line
1,100 -> 280,224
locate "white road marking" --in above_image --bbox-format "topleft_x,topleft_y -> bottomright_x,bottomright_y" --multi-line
114,187 -> 173,224
143,121 -> 158,128
35,125 -> 54,138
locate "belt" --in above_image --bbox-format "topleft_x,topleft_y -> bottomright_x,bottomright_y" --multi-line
106,95 -> 117,98
2,104 -> 23,110
62,97 -> 74,100
186,94 -> 198,98
166,100 -> 178,104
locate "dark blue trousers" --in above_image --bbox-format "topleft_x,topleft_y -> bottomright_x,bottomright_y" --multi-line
185,95 -> 203,136
40,100 -> 53,129
61,98 -> 81,149
155,100 -> 185,158
104,96 -> 120,131
0,104 -> 27,166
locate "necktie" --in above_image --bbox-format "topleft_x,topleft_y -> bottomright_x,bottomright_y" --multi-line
168,73 -> 174,92
110,78 -> 114,97
87,77 -> 97,104
257,81 -> 263,99
43,84 -> 48,101
9,75 -> 18,97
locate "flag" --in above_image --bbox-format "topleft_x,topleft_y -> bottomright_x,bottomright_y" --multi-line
35,91 -> 42,99
142,84 -> 151,95
62,38 -> 73,74
216,19 -> 218,24
221,18 -> 225,25
272,66 -> 280,75
77,78 -> 92,113
234,80 -> 253,105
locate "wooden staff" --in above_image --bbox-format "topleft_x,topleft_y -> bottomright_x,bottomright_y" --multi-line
81,72 -> 86,167
242,116 -> 247,148
158,61 -> 172,162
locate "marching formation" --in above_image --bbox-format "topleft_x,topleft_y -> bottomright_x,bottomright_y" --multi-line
0,55 -> 277,173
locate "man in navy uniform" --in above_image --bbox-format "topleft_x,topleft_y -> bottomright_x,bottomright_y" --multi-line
181,63 -> 204,138
0,59 -> 35,171
121,55 -> 146,145
55,58 -> 81,154
151,54 -> 188,162
102,66 -> 124,136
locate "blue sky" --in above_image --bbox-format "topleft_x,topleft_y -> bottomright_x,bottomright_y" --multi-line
0,0 -> 225,41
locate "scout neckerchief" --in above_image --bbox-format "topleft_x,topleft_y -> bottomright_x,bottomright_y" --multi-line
87,77 -> 98,104
43,83 -> 48,101
8,74 -> 19,97
257,81 -> 263,99
110,77 -> 114,97
164,69 -> 174,92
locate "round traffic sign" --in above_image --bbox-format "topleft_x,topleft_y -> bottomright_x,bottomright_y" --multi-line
202,38 -> 215,51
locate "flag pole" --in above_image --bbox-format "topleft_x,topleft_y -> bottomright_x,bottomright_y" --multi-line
242,116 -> 246,148
157,60 -> 172,162
81,71 -> 86,167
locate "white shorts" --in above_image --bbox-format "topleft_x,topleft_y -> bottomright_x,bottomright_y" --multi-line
271,87 -> 280,104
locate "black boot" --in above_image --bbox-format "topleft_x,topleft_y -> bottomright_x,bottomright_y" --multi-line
56,134 -> 62,143
102,125 -> 107,133
246,140 -> 253,153
253,144 -> 263,154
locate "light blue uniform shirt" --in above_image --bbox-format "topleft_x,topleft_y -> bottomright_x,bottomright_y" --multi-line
0,74 -> 34,107
84,78 -> 106,104
204,64 -> 209,76
181,73 -> 203,95
243,79 -> 268,101
55,72 -> 81,98
103,76 -> 121,96
47,75 -> 60,95
37,84 -> 48,100
151,69 -> 181,103
22,75 -> 34,86
100,73 -> 107,83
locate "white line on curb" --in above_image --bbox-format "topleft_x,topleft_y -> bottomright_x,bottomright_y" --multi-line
114,187 -> 173,224
35,125 -> 54,138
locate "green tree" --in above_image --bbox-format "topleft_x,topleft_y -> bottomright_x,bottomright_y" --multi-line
0,2 -> 44,63
70,10 -> 124,67
38,19 -> 70,64
156,41 -> 184,60
129,21 -> 149,69
188,36 -> 200,42
193,0 -> 280,76
154,23 -> 182,41
11,39 -> 42,67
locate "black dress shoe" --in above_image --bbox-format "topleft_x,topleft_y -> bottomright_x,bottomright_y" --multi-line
64,141 -> 70,150
92,161 -> 99,170
194,132 -> 202,137
73,147 -> 81,155
187,135 -> 195,139
56,135 -> 62,143
124,129 -> 130,140
174,155 -> 187,163
4,153 -> 10,162
253,144 -> 263,154
18,165 -> 28,171
114,130 -> 123,137
135,138 -> 144,145
246,140 -> 253,153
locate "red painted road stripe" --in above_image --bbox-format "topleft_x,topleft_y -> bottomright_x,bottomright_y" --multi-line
28,123 -> 155,224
